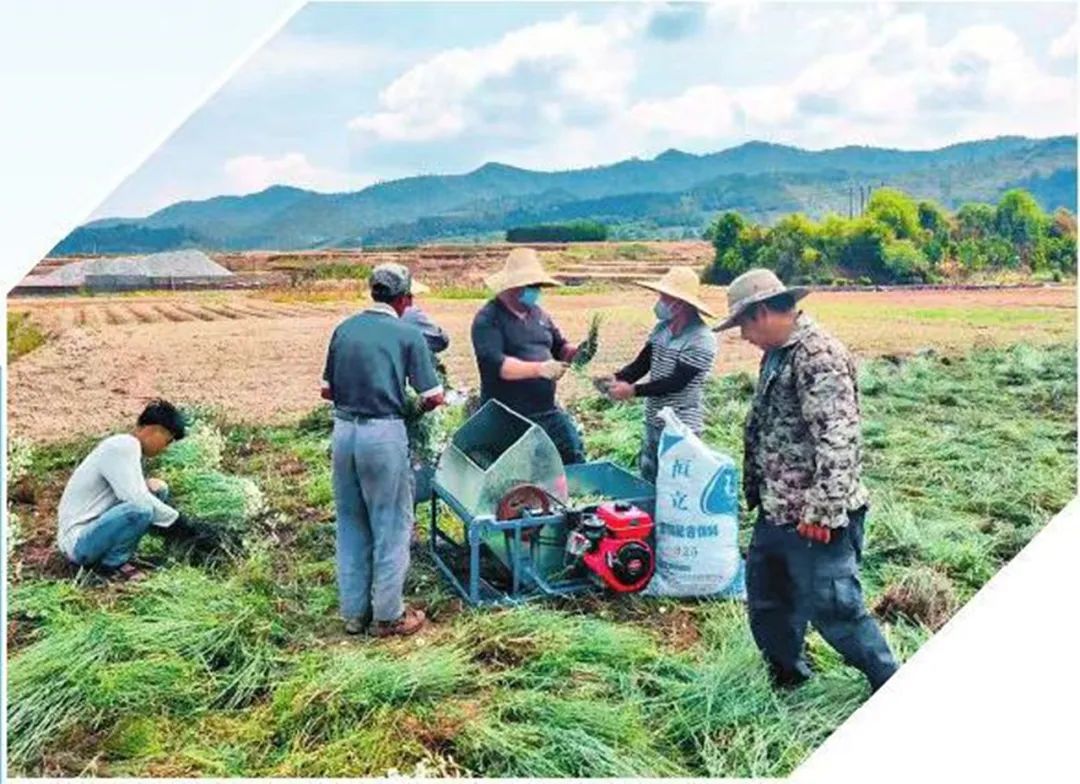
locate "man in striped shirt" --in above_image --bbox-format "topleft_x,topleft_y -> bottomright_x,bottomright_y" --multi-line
605,267 -> 718,483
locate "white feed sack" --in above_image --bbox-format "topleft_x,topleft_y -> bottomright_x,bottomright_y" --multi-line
642,406 -> 746,599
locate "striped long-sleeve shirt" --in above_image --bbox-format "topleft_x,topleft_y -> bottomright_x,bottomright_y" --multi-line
619,316 -> 717,433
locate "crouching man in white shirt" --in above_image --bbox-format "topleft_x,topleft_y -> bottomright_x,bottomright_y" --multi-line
57,399 -> 188,580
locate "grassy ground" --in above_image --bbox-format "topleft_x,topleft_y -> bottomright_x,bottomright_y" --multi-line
7,311 -> 48,362
5,342 -> 1075,777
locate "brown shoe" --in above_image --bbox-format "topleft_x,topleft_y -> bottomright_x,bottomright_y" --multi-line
372,607 -> 426,638
110,563 -> 148,582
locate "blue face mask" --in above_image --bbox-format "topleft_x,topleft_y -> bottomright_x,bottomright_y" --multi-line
520,286 -> 541,307
654,300 -> 674,322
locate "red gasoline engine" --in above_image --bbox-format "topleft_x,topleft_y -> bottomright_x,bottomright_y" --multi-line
566,501 -> 655,592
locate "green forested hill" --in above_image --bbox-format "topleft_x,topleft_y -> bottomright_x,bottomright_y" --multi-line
53,135 -> 1076,252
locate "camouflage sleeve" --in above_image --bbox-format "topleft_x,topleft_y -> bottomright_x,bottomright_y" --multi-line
742,415 -> 761,511
793,345 -> 861,528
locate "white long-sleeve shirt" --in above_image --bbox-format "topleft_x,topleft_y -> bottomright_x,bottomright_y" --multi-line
57,434 -> 178,558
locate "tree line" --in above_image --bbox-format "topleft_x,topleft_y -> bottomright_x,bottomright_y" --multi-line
702,188 -> 1077,285
506,220 -> 609,243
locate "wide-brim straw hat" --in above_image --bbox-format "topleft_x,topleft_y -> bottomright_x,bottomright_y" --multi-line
484,247 -> 563,293
634,266 -> 717,319
714,268 -> 809,331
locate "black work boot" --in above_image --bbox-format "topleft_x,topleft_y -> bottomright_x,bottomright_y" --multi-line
344,612 -> 373,636
767,658 -> 813,690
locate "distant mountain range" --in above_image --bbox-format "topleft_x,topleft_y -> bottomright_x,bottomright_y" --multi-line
54,135 -> 1077,253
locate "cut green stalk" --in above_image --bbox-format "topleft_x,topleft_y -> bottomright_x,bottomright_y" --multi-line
571,314 -> 603,369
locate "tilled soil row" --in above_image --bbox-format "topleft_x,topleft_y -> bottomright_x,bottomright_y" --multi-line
8,299 -> 335,335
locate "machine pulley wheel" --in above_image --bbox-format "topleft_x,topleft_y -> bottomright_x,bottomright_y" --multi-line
496,483 -> 553,520
496,483 -> 554,542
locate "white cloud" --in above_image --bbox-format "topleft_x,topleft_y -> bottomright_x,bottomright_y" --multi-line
223,152 -> 373,194
625,9 -> 1076,150
1050,21 -> 1077,60
347,12 -> 639,147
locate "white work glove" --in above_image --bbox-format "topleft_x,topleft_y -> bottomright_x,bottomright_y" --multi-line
538,359 -> 569,381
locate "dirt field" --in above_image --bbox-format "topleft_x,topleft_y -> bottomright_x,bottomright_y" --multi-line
6,285 -> 1074,443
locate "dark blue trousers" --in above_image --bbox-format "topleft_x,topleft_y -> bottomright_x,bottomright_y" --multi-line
746,507 -> 898,692
530,408 -> 586,466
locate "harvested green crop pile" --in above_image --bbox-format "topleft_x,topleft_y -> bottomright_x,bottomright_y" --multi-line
153,414 -> 265,552
7,565 -> 287,770
6,342 -> 1075,777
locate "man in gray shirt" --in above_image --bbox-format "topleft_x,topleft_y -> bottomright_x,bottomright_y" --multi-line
322,263 -> 444,638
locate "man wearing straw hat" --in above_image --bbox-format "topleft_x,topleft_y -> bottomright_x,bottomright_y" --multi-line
321,263 -> 444,638
471,247 -> 587,465
716,268 -> 897,693
602,267 -> 718,483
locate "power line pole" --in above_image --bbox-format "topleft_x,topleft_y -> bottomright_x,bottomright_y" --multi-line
848,184 -> 854,219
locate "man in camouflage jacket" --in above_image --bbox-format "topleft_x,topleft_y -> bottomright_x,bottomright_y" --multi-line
716,269 -> 898,693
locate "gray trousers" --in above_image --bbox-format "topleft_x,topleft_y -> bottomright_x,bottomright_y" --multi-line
331,417 -> 413,623
746,507 -> 898,692
641,419 -> 705,485
639,421 -> 663,484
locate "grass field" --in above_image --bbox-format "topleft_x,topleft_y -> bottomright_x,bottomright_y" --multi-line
6,339 -> 1075,777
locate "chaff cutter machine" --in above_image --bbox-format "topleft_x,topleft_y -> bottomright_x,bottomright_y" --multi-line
425,400 -> 656,606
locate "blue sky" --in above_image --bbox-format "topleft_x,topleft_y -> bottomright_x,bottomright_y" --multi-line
96,1 -> 1078,218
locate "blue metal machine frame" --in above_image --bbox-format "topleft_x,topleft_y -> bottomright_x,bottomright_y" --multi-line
427,460 -> 655,606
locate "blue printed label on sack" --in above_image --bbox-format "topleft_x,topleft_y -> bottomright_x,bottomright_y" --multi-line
700,464 -> 738,515
659,431 -> 684,456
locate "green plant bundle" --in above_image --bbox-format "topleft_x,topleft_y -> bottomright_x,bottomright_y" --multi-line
157,418 -> 225,476
404,393 -> 434,465
407,395 -> 468,467
572,314 -> 603,369
454,690 -> 685,778
151,416 -> 265,547
6,567 -> 284,772
567,492 -> 608,508
8,580 -> 91,643
271,646 -> 473,747
170,470 -> 265,533
460,607 -> 659,691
